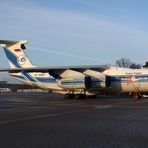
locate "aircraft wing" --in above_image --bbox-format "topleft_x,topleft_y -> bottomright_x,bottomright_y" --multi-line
0,65 -> 110,78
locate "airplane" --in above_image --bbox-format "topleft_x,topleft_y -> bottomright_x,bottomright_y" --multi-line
0,40 -> 147,99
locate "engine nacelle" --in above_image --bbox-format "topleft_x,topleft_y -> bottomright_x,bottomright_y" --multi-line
90,75 -> 107,89
57,74 -> 111,90
57,76 -> 92,89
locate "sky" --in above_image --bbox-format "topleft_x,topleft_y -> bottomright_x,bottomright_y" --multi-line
0,0 -> 148,71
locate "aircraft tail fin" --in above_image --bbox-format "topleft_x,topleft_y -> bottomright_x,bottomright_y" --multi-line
0,40 -> 35,69
0,40 -> 50,83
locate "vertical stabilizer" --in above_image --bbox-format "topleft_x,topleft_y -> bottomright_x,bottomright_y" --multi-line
0,40 -> 34,69
0,40 -> 51,84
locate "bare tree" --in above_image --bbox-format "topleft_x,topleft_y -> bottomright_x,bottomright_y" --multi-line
115,58 -> 131,68
115,58 -> 141,69
130,63 -> 141,69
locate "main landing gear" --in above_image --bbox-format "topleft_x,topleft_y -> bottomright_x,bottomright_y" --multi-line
64,94 -> 97,99
64,94 -> 75,99
64,94 -> 86,99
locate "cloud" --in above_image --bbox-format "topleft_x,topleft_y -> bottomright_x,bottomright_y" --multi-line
0,1 -> 148,67
31,45 -> 106,63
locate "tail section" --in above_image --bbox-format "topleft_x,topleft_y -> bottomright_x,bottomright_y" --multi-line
0,40 -> 34,69
0,40 -> 38,83
0,40 -> 39,83
0,40 -> 52,86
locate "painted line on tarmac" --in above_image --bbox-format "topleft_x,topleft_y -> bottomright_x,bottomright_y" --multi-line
0,109 -> 90,125
54,98 -> 148,107
93,105 -> 113,109
114,105 -> 148,109
54,102 -> 92,106
109,99 -> 148,106
92,100 -> 148,109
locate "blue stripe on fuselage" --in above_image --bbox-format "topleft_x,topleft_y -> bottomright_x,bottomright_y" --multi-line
109,75 -> 148,83
11,75 -> 56,83
11,75 -> 25,79
35,77 -> 56,83
4,48 -> 36,82
22,71 -> 36,82
4,48 -> 20,68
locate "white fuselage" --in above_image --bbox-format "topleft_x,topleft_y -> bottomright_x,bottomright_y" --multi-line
103,67 -> 148,93
10,67 -> 148,95
2,39 -> 147,96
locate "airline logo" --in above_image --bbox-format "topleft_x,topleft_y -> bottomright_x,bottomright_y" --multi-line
18,55 -> 27,65
127,76 -> 138,84
14,49 -> 21,52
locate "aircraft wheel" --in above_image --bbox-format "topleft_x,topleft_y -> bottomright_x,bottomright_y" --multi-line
64,94 -> 74,99
81,94 -> 86,99
74,94 -> 86,99
87,95 -> 97,99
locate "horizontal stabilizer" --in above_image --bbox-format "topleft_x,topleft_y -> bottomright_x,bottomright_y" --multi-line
0,40 -> 28,47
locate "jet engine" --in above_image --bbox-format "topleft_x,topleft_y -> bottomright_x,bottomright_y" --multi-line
57,76 -> 92,89
57,74 -> 111,90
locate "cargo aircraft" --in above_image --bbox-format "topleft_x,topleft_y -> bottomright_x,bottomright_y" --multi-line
0,40 -> 147,99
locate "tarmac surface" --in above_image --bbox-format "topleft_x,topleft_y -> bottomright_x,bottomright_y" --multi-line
0,93 -> 148,148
